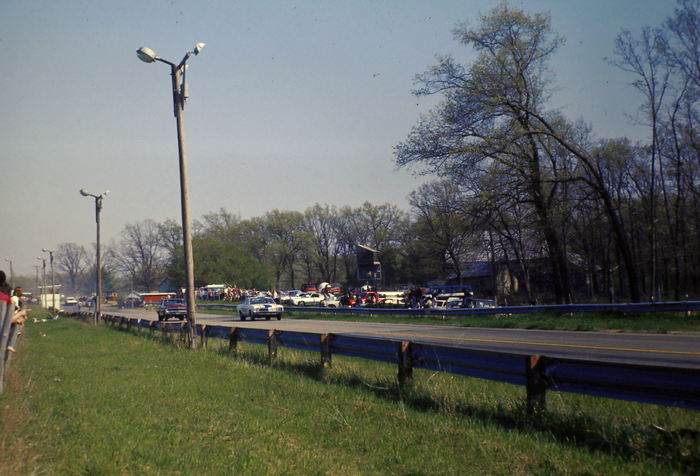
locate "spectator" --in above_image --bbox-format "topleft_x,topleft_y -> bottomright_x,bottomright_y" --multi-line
0,270 -> 10,305
11,286 -> 24,312
0,272 -> 28,326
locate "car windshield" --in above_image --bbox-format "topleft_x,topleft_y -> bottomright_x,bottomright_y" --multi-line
166,300 -> 185,305
251,297 -> 275,304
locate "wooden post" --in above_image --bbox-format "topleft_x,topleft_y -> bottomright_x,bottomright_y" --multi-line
229,327 -> 239,353
320,333 -> 332,368
526,355 -> 547,415
179,322 -> 188,346
268,329 -> 279,360
397,341 -> 413,384
201,325 -> 208,349
164,322 -> 172,343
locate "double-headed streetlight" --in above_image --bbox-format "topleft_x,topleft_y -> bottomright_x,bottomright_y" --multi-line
41,248 -> 55,312
80,189 -> 109,325
136,42 -> 205,348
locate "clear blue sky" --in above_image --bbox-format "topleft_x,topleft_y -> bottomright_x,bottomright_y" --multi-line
1,0 -> 674,277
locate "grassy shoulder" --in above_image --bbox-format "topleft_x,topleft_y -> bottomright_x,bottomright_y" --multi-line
1,315 -> 699,474
193,302 -> 700,333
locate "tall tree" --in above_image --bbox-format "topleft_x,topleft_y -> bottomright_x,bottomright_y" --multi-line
55,242 -> 87,293
612,25 -> 671,300
396,4 -> 574,302
114,219 -> 167,291
304,204 -> 342,283
408,181 -> 471,283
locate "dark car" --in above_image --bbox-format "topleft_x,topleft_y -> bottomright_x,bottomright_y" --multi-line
156,299 -> 187,321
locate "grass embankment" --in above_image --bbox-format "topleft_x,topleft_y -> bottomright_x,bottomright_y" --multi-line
283,310 -> 700,333
2,314 -> 698,474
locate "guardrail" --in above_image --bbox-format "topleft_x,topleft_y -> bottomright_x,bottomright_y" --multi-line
93,313 -> 700,413
197,300 -> 700,316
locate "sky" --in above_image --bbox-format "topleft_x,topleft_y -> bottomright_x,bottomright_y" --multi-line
1,0 -> 676,278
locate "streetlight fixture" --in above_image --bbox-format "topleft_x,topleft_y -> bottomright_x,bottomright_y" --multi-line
36,256 -> 46,309
41,249 -> 55,314
80,189 -> 109,325
135,42 -> 206,348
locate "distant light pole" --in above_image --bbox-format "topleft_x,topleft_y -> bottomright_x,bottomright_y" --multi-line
42,249 -> 55,312
4,259 -> 13,287
80,189 -> 109,325
136,42 -> 206,348
33,265 -> 40,299
36,256 -> 46,308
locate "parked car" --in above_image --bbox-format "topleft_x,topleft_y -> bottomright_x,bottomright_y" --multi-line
320,295 -> 341,308
156,299 -> 187,321
289,292 -> 325,306
64,296 -> 78,305
280,290 -> 302,305
237,296 -> 283,320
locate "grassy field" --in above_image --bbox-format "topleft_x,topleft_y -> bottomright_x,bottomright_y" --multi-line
192,302 -> 700,333
1,312 -> 698,474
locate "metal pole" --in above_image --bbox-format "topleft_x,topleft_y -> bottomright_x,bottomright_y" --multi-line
42,259 -> 46,308
95,196 -> 103,325
34,265 -> 39,298
170,64 -> 197,348
49,251 -> 55,312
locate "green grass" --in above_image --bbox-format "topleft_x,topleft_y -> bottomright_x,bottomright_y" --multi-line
3,315 -> 698,474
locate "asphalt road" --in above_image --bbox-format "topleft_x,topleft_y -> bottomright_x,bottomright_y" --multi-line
106,308 -> 700,369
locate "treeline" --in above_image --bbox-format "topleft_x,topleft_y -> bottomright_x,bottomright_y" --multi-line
396,1 -> 700,303
41,2 -> 700,303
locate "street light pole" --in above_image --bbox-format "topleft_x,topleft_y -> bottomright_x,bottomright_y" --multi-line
33,265 -> 39,299
36,257 -> 46,308
136,43 -> 205,349
42,249 -> 55,313
80,189 -> 109,325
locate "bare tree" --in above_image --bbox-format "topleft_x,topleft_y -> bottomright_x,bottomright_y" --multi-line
304,204 -> 342,283
114,219 -> 167,291
55,242 -> 87,293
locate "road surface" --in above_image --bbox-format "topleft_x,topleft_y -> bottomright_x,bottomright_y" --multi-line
106,308 -> 700,368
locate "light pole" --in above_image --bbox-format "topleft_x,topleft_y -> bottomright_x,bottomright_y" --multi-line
136,42 -> 205,348
36,257 -> 46,308
80,189 -> 109,325
42,249 -> 55,313
4,259 -> 13,287
33,265 -> 39,299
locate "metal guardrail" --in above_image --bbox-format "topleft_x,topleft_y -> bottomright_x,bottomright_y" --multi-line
94,313 -> 700,412
197,300 -> 700,316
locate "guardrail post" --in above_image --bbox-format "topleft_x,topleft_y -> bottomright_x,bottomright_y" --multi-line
179,322 -> 188,346
228,327 -> 239,353
526,355 -> 547,415
201,325 -> 208,349
268,329 -> 279,360
320,333 -> 332,368
397,341 -> 413,384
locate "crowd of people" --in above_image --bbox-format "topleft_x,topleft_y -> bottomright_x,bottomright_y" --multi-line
1,270 -> 28,354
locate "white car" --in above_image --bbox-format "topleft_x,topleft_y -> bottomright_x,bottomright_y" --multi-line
237,296 -> 283,320
289,292 -> 324,306
320,295 -> 341,308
